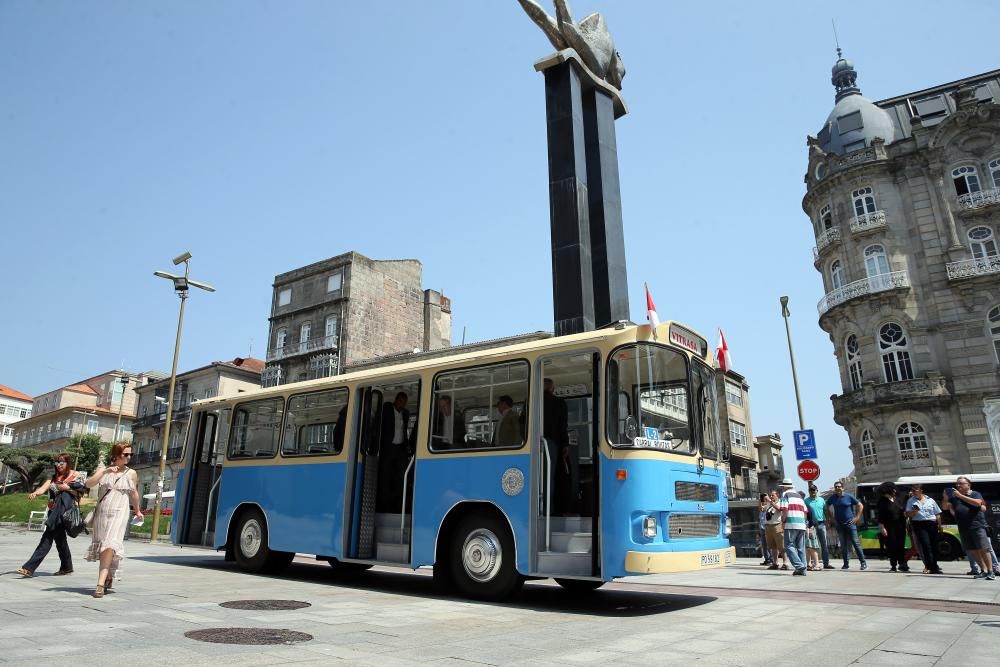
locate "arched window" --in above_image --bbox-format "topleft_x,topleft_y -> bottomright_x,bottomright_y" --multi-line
864,244 -> 890,290
990,158 -> 1000,189
846,334 -> 863,391
276,327 -> 287,350
989,306 -> 1000,364
820,204 -> 833,231
860,429 -> 877,468
969,227 -> 998,259
852,187 -> 877,217
897,421 -> 929,468
879,322 -> 914,382
952,165 -> 981,196
830,260 -> 845,290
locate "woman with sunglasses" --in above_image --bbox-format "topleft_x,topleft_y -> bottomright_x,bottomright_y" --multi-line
84,442 -> 142,597
16,453 -> 85,577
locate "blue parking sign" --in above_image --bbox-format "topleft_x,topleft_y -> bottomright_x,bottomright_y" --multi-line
793,430 -> 817,460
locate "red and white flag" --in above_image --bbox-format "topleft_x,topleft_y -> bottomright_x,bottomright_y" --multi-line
716,329 -> 732,373
645,283 -> 660,340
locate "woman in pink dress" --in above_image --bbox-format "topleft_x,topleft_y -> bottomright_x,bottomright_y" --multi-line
84,442 -> 142,598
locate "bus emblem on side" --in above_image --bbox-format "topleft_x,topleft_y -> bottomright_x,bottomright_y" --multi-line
502,468 -> 525,496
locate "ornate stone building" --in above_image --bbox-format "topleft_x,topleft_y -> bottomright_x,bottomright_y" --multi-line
804,54 -> 1000,482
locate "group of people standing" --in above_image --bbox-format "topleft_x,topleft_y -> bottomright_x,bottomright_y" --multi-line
15,443 -> 145,597
758,475 -> 999,580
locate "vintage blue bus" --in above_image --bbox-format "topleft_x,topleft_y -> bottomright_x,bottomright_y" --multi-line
171,320 -> 734,599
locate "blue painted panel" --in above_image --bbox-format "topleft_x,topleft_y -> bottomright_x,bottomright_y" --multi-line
215,462 -> 347,557
411,454 -> 531,573
600,455 -> 730,578
170,467 -> 187,544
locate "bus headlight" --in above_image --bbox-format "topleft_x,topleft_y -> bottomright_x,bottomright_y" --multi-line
643,516 -> 657,539
724,516 -> 732,537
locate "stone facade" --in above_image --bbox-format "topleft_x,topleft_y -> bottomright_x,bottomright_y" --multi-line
262,252 -> 452,387
805,60 -> 1000,482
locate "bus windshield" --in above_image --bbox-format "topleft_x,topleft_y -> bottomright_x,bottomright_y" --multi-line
607,343 -> 694,454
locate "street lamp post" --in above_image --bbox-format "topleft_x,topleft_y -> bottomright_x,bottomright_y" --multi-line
112,372 -> 130,443
779,296 -> 805,431
150,252 -> 214,542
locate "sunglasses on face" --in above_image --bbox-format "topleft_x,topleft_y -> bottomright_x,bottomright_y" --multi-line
121,453 -> 132,458
55,461 -> 66,466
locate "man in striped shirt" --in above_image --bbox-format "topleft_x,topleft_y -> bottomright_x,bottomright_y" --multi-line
779,478 -> 809,576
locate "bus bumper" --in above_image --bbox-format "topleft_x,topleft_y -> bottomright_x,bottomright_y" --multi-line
624,546 -> 736,574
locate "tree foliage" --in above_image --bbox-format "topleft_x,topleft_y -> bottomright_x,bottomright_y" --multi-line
68,433 -> 110,475
0,448 -> 55,490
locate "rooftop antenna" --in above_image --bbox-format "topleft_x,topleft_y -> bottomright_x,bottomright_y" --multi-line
832,19 -> 842,58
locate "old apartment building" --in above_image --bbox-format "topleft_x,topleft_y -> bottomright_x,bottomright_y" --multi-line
805,54 -> 1000,481
261,252 -> 451,387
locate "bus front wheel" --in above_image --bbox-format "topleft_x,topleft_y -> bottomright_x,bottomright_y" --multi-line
450,514 -> 523,600
233,508 -> 294,574
936,534 -> 963,561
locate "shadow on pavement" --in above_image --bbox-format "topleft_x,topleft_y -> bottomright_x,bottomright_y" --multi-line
128,554 -> 716,617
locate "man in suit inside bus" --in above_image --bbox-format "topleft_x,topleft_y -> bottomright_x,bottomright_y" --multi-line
493,395 -> 522,447
378,392 -> 410,513
432,395 -> 466,450
544,378 -> 576,515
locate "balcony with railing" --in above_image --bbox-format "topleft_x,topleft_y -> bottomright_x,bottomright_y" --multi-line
849,210 -> 887,234
266,334 -> 337,362
946,255 -> 1000,281
812,226 -> 842,264
958,188 -> 1000,211
832,376 -> 950,415
817,271 -> 910,316
899,448 -> 931,469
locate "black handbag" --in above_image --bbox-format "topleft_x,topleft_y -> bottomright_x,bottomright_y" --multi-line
62,502 -> 87,538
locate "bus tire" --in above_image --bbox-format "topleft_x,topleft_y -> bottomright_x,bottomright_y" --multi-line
450,513 -> 523,601
936,534 -> 963,561
232,508 -> 294,574
554,578 -> 605,593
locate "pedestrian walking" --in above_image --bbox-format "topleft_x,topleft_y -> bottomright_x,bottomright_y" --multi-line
876,482 -> 910,572
758,493 -> 773,566
942,476 -> 994,580
805,485 -> 833,569
15,453 -> 85,577
764,490 -> 786,570
904,483 -> 942,574
826,480 -> 868,570
84,443 -> 143,597
779,479 -> 809,575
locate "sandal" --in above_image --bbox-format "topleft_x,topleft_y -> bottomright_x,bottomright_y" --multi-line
93,585 -> 105,598
15,567 -> 33,578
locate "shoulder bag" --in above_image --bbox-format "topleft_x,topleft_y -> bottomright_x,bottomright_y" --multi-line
62,500 -> 86,538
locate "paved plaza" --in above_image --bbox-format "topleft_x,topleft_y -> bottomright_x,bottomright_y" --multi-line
1,527 -> 998,666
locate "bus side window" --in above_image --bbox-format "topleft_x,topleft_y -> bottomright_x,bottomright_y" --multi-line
430,360 -> 529,452
281,388 -> 349,456
228,397 -> 283,459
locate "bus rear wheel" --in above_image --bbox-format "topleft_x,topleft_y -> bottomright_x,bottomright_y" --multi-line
450,514 -> 523,601
554,578 -> 605,593
233,508 -> 294,574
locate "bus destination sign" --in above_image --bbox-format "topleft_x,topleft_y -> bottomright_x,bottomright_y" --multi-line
668,325 -> 707,357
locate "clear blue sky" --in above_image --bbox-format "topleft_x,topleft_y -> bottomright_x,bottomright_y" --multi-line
2,1 -> 998,487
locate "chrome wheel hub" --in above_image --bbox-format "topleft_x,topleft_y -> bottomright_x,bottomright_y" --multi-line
241,519 -> 262,558
461,528 -> 502,583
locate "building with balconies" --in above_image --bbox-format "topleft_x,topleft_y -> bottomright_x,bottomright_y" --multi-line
804,53 -> 1000,482
261,252 -> 452,387
130,357 -> 262,504
717,370 -> 761,555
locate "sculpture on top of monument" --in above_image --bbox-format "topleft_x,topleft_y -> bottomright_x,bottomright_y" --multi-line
517,0 -> 626,90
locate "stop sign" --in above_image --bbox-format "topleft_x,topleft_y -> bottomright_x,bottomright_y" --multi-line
797,459 -> 820,482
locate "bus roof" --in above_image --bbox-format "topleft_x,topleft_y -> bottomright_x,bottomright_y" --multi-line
194,320 -> 711,408
858,474 -> 1000,489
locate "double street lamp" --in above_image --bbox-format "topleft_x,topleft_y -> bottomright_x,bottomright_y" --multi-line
150,251 -> 214,542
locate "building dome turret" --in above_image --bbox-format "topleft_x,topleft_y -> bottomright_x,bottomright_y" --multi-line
816,50 -> 896,155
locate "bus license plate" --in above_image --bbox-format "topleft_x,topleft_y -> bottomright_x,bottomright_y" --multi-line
700,553 -> 720,567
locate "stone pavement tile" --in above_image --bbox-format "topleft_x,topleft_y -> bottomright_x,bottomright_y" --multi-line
855,649 -> 938,665
547,648 -> 627,664
937,615 -> 1000,664
662,637 -> 730,656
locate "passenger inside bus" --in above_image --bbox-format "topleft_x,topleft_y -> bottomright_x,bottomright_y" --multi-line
432,395 -> 466,449
544,378 -> 577,516
493,395 -> 522,446
377,392 -> 411,512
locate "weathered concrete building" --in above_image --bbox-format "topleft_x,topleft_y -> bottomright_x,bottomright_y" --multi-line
804,54 -> 1000,482
261,252 -> 451,387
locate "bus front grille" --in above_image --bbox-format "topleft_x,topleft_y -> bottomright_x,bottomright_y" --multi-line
668,514 -> 720,538
674,481 -> 718,502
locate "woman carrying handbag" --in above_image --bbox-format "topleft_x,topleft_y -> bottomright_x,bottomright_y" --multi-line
16,453 -> 85,577
84,443 -> 143,598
